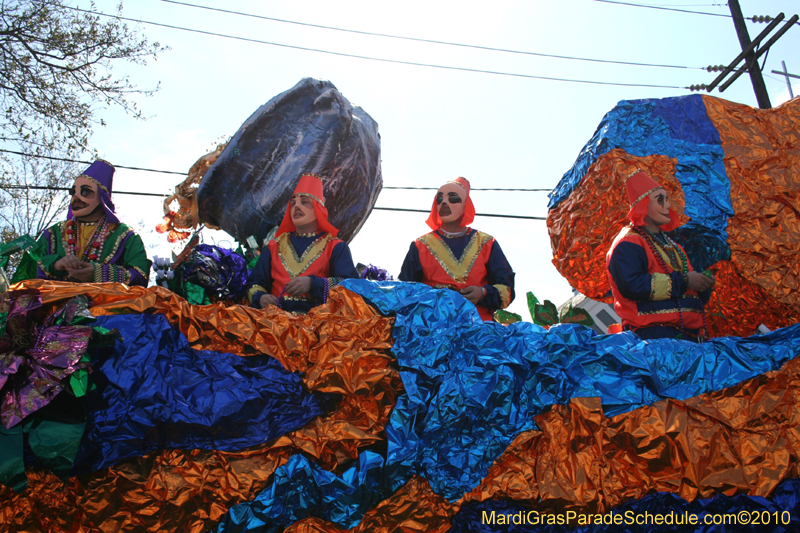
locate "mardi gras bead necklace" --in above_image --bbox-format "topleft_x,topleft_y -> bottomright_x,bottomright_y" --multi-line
636,226 -> 688,274
632,225 -> 707,340
64,217 -> 111,261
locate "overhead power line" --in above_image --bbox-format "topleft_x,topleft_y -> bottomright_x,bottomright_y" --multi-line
68,7 -> 684,90
1,149 -> 556,194
592,0 -> 732,17
1,184 -> 168,198
0,185 -> 548,221
594,0 -> 800,26
383,186 -> 551,192
159,0 -> 697,70
0,149 -> 186,175
372,207 -> 547,220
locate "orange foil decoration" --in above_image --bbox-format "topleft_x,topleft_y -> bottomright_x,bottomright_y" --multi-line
464,354 -> 800,514
548,95 -> 800,337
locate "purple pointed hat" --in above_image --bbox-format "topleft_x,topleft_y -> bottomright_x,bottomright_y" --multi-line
67,160 -> 120,224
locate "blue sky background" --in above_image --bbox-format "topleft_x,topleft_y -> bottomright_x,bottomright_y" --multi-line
74,0 -> 799,317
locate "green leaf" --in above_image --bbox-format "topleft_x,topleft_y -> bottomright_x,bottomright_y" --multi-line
526,291 -> 540,322
494,309 -> 522,325
537,300 -> 559,326
69,369 -> 92,398
560,305 -> 596,327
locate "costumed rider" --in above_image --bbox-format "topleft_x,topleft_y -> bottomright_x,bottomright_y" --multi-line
606,170 -> 715,341
15,160 -> 151,286
246,173 -> 359,314
399,177 -> 515,321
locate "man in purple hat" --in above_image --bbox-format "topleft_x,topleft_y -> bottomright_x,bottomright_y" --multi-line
14,160 -> 151,286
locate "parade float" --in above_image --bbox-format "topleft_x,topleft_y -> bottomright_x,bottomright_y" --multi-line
1,86 -> 799,532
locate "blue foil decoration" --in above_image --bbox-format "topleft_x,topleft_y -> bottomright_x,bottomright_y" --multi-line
546,94 -> 732,269
72,314 -> 332,473
215,451 -> 387,532
340,280 -> 800,501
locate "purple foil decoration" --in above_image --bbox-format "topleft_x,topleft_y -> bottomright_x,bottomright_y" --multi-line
0,290 -> 42,393
358,263 -> 394,282
1,289 -> 43,348
0,291 -> 93,429
0,352 -> 21,392
178,244 -> 250,298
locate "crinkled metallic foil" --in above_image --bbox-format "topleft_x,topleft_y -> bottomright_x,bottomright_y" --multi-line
177,243 -> 250,299
284,477 -> 456,533
703,96 -> 800,316
464,355 -> 800,512
227,340 -> 800,532
548,150 -> 687,304
547,94 -> 800,337
195,78 -> 382,245
4,279 -> 800,532
0,290 -> 93,429
215,451 -> 388,532
341,280 -> 800,502
704,260 -> 799,337
72,313 -> 330,474
1,280 -> 398,532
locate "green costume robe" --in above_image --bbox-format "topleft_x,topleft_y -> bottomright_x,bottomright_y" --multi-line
13,218 -> 151,286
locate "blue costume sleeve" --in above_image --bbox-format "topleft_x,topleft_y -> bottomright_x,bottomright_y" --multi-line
609,241 -> 688,301
246,249 -> 272,308
398,242 -> 423,282
308,241 -> 360,301
480,240 -> 515,310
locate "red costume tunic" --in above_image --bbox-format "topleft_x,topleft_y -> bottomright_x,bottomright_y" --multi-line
411,230 -> 513,321
266,232 -> 341,297
607,226 -> 705,332
245,173 -> 358,315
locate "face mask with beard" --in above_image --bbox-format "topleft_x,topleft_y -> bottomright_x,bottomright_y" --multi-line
70,177 -> 102,220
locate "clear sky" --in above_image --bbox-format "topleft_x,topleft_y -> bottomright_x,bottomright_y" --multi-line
74,0 -> 799,318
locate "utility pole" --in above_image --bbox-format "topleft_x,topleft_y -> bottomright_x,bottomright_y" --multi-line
698,6 -> 798,107
771,61 -> 798,99
728,0 -> 771,108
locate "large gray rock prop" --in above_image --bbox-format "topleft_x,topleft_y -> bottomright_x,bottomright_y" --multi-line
196,78 -> 382,245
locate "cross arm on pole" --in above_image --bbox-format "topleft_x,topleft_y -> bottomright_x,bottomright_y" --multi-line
705,13 -> 784,93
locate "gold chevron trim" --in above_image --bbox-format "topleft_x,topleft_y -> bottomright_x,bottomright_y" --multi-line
418,230 -> 492,283
276,232 -> 331,279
